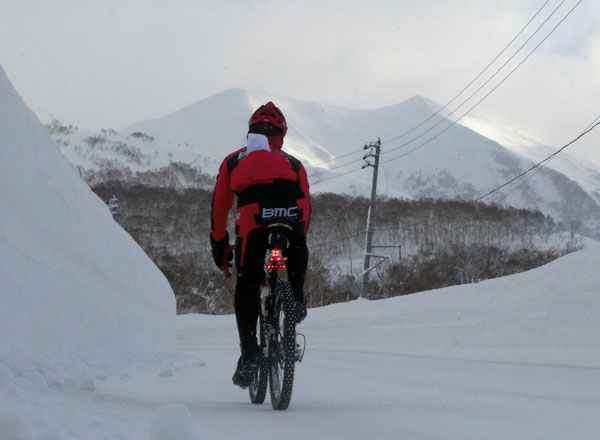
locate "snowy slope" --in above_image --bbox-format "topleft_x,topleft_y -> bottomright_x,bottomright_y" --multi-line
462,113 -> 600,204
50,125 -> 217,189
0,64 -> 176,357
56,128 -> 216,175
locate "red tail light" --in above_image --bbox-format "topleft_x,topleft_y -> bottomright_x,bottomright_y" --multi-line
268,249 -> 287,270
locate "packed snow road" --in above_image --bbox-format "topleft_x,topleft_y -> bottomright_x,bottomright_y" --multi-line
161,313 -> 600,440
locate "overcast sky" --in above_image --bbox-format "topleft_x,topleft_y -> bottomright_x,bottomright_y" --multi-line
1,0 -> 599,164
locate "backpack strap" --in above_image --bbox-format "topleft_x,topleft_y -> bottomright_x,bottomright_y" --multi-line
225,148 -> 245,174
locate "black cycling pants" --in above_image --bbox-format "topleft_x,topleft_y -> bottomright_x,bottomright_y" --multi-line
234,226 -> 308,345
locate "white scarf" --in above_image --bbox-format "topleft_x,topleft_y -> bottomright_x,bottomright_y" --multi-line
239,133 -> 271,159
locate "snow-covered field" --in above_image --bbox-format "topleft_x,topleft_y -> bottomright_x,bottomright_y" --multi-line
2,241 -> 600,439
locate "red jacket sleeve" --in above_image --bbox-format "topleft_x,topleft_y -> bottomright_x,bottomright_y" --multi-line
210,158 -> 234,241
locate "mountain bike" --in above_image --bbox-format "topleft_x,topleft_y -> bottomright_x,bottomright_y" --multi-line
225,223 -> 305,410
224,223 -> 306,410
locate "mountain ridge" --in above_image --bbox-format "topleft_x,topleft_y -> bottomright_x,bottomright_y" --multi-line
50,88 -> 600,237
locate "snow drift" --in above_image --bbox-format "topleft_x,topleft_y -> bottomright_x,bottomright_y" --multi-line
0,65 -> 176,355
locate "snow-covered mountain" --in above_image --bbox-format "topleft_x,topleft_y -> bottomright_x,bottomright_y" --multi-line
50,88 -> 600,237
462,113 -> 600,205
0,64 -> 175,357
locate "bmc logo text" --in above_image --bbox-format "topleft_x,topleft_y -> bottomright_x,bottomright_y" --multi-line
262,207 -> 298,219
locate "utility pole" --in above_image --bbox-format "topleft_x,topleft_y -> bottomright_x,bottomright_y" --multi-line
360,138 -> 381,299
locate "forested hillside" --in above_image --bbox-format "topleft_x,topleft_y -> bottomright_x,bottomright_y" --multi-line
92,183 -> 577,314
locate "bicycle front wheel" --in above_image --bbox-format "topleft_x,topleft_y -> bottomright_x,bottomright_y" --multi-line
269,280 -> 297,410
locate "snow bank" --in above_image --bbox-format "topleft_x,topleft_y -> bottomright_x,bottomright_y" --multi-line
176,238 -> 600,367
301,238 -> 600,367
0,64 -> 176,357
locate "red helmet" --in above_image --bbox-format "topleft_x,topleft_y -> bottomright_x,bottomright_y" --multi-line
248,102 -> 287,137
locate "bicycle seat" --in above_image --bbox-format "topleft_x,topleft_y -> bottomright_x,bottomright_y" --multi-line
265,222 -> 292,248
265,222 -> 293,232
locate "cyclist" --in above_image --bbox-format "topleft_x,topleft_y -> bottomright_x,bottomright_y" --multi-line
210,101 -> 311,387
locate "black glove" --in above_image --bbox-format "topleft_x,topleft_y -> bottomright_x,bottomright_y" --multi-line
210,232 -> 233,270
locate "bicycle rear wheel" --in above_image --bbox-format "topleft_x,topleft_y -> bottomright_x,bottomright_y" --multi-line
269,280 -> 297,410
249,315 -> 268,404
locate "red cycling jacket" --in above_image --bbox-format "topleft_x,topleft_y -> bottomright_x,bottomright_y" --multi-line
210,133 -> 311,252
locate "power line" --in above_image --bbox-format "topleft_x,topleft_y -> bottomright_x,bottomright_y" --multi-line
309,141 -> 395,179
381,0 -> 553,145
309,147 -> 365,168
583,112 -> 600,132
493,162 -> 547,203
496,112 -> 600,202
308,155 -> 364,179
310,165 -> 364,186
308,0 -> 555,176
309,0 -> 583,188
382,0 -> 573,159
381,0 -> 584,167
476,119 -> 600,202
